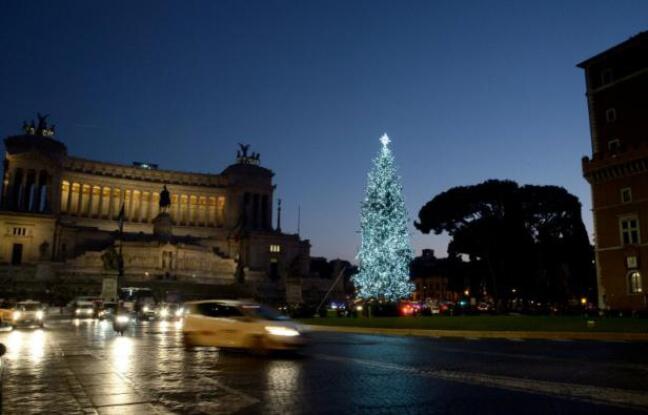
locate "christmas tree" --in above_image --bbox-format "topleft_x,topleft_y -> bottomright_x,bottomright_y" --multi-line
353,134 -> 414,301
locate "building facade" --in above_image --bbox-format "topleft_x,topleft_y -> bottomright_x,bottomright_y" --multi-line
0,116 -> 311,304
580,32 -> 648,311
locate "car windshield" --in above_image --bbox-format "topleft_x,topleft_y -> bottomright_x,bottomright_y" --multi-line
241,304 -> 290,321
20,303 -> 41,311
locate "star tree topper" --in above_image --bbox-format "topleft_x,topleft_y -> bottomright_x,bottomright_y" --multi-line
380,133 -> 391,147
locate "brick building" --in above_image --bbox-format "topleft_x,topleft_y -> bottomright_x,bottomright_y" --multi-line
580,32 -> 648,311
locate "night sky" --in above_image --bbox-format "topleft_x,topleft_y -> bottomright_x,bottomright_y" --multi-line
1,1 -> 647,262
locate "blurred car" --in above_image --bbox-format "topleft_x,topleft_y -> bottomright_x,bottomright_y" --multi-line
156,303 -> 185,320
183,300 -> 307,352
11,301 -> 45,328
0,300 -> 15,326
74,303 -> 96,318
438,300 -> 455,315
139,304 -> 158,320
477,302 -> 494,313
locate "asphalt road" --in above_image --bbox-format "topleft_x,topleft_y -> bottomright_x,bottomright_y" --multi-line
1,318 -> 647,414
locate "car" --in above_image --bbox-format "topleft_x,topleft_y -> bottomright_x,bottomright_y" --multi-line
74,302 -> 96,318
182,300 -> 307,353
156,303 -> 185,321
11,301 -> 46,328
0,300 -> 15,326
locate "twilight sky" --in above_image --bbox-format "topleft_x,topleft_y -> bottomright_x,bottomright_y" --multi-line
1,1 -> 647,262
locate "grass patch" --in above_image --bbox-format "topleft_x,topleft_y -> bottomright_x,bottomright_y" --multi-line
298,315 -> 648,333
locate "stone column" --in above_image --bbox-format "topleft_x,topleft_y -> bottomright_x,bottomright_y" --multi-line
77,184 -> 85,216
97,186 -> 104,218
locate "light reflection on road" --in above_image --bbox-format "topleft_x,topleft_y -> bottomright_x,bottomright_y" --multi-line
4,328 -> 47,363
111,335 -> 134,373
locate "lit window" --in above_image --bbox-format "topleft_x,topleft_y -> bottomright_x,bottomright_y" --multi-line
269,244 -> 281,253
620,216 -> 640,245
12,227 -> 26,236
605,108 -> 617,123
620,188 -> 632,204
629,271 -> 642,294
608,139 -> 620,153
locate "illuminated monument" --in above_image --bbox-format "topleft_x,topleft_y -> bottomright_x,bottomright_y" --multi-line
0,116 -> 310,304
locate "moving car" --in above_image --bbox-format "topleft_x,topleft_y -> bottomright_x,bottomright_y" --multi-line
156,303 -> 185,321
0,300 -> 15,326
182,300 -> 307,352
11,301 -> 45,328
74,302 -> 96,318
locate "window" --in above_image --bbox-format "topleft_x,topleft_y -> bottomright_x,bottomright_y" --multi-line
12,227 -> 26,236
629,271 -> 642,294
605,108 -> 617,123
196,303 -> 243,318
269,244 -> 281,253
620,216 -> 640,245
608,139 -> 620,153
620,188 -> 632,204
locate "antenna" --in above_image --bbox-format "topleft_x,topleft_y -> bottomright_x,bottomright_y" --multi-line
276,198 -> 282,232
297,205 -> 301,235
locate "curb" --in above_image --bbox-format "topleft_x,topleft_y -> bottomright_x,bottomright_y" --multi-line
305,324 -> 648,342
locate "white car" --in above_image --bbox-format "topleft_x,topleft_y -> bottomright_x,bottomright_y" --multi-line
11,301 -> 45,328
182,300 -> 307,352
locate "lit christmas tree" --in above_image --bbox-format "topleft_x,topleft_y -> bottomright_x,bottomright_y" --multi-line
353,134 -> 414,302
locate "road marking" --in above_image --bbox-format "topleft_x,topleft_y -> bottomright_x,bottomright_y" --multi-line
315,354 -> 648,411
464,336 -> 480,341
507,338 -> 524,342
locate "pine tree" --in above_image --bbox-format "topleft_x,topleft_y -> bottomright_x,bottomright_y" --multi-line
353,134 -> 414,301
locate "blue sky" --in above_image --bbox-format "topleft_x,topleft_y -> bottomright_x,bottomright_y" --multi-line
1,1 -> 647,261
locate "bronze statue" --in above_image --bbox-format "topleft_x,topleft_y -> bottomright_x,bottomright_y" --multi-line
238,143 -> 250,158
159,185 -> 171,213
36,113 -> 49,132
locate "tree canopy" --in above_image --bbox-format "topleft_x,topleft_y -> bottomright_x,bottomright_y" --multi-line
415,180 -> 594,304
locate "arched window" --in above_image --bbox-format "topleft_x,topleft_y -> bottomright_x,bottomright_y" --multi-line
629,271 -> 643,294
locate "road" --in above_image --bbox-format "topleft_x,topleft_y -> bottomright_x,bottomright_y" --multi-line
1,318 -> 647,414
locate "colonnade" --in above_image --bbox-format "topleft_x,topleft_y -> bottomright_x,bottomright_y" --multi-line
1,167 -> 51,212
59,181 -> 225,226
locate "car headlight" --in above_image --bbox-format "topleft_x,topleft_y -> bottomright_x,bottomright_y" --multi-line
265,326 -> 300,337
12,311 -> 21,320
116,315 -> 130,324
75,309 -> 81,314
143,306 -> 150,313
159,308 -> 169,318
85,309 -> 93,314
175,308 -> 184,317
36,310 -> 44,320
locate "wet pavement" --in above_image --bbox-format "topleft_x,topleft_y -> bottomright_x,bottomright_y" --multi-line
1,318 -> 648,414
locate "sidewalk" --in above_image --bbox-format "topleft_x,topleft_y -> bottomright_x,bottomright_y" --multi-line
306,324 -> 648,342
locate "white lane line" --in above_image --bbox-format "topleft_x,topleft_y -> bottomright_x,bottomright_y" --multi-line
315,354 -> 648,411
464,337 -> 480,341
